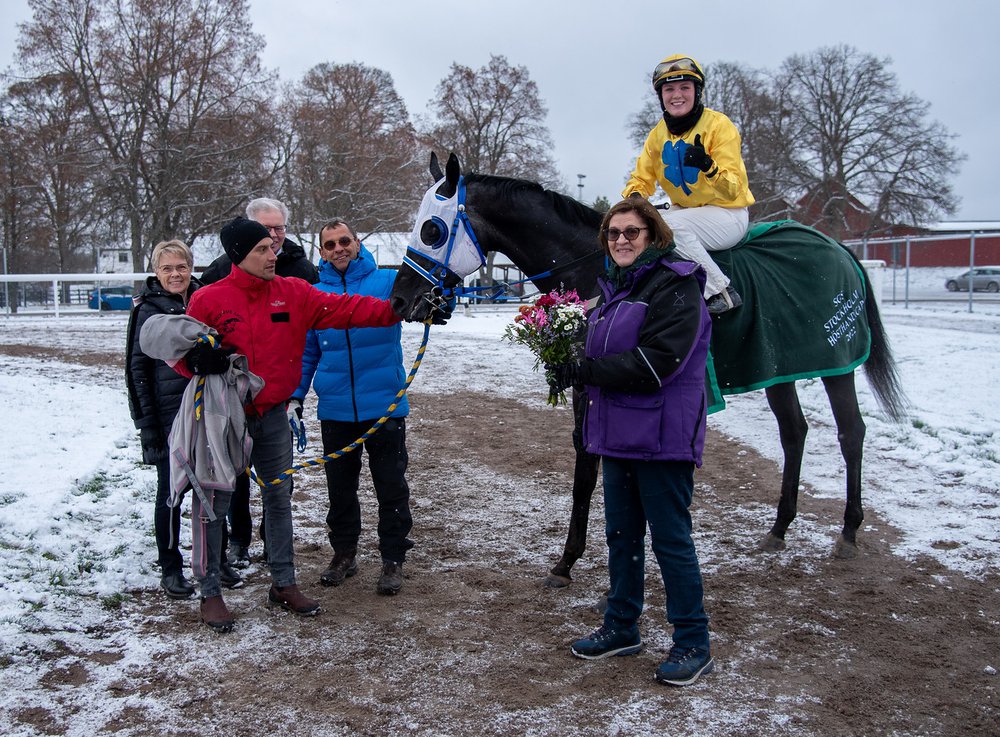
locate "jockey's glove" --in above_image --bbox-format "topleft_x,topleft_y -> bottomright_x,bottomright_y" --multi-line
185,342 -> 234,375
683,134 -> 717,176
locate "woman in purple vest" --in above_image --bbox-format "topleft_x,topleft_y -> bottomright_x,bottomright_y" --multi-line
547,196 -> 715,687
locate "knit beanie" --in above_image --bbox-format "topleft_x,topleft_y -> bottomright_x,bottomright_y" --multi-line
220,217 -> 270,265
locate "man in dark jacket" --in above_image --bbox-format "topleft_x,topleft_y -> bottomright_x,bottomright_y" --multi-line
200,197 -> 319,285
200,198 -> 319,568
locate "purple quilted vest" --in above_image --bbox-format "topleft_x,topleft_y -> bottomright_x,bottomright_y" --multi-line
582,259 -> 711,465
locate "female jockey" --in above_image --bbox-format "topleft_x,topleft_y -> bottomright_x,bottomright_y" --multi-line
623,54 -> 754,315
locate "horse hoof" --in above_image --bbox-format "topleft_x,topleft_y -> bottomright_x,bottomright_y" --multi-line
759,532 -> 786,552
543,573 -> 572,589
833,536 -> 859,560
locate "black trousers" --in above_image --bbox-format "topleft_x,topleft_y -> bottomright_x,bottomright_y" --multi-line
320,417 -> 414,563
226,472 -> 254,547
154,458 -> 185,575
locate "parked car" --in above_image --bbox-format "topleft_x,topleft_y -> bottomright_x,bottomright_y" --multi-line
945,267 -> 1000,293
88,285 -> 133,310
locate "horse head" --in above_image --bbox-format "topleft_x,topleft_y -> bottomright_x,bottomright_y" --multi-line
392,152 -> 608,317
391,153 -> 481,320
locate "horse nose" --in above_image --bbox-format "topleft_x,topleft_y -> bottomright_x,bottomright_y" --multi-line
390,295 -> 411,318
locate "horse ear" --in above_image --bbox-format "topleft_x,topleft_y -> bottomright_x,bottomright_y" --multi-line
429,152 -> 443,181
446,153 -> 461,187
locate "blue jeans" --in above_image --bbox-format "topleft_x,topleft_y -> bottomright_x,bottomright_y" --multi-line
247,404 -> 297,587
601,457 -> 710,650
191,488 -> 232,598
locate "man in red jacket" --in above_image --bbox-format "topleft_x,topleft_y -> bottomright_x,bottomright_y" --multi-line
178,217 -> 428,632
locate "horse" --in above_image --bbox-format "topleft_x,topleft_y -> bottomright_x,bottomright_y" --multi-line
392,152 -> 907,587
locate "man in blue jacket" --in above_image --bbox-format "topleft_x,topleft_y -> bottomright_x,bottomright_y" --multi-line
291,219 -> 413,595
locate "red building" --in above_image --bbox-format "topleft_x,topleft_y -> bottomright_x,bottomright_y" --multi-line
751,181 -> 1000,268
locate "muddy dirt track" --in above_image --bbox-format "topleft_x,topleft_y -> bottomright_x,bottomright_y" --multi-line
3,342 -> 999,736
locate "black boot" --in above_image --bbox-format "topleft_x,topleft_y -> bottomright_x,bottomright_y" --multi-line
160,572 -> 195,600
319,548 -> 358,587
220,560 -> 244,589
376,560 -> 403,596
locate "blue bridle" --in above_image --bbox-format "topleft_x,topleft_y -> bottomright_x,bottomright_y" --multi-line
402,177 -> 488,297
403,174 -> 603,302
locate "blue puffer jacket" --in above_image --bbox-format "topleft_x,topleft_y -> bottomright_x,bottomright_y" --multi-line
581,257 -> 711,464
293,245 -> 409,422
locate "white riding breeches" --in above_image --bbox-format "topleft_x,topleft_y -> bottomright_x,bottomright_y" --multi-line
660,205 -> 749,299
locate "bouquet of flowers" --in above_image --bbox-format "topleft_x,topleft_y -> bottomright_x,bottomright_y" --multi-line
503,288 -> 588,406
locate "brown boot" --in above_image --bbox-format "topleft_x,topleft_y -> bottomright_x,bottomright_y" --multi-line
268,584 -> 321,616
200,595 -> 235,633
319,548 -> 358,587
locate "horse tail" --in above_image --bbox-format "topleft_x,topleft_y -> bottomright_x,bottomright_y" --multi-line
849,250 -> 909,422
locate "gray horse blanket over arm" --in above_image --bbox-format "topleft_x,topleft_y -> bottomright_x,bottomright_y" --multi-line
139,314 -> 264,509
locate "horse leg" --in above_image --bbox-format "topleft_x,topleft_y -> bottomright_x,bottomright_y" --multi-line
545,448 -> 600,587
822,372 -> 866,559
760,382 -> 809,552
545,390 -> 600,588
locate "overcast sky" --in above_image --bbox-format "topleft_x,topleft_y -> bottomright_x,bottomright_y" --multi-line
3,0 -> 997,222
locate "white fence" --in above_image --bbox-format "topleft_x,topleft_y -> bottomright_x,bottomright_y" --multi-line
0,273 -> 147,318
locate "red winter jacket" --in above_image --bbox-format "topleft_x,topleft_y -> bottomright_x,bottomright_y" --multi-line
180,267 -> 401,416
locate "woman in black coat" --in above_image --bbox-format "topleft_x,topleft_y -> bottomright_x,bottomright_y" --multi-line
125,240 -> 242,599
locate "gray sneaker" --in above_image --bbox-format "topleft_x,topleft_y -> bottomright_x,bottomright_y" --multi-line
570,625 -> 641,659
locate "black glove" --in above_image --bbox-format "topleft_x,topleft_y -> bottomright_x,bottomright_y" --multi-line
184,342 -> 234,374
432,296 -> 455,325
683,134 -> 715,174
140,426 -> 167,464
546,362 -> 584,394
419,288 -> 454,325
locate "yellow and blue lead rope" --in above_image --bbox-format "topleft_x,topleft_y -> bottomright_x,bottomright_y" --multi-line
249,319 -> 433,488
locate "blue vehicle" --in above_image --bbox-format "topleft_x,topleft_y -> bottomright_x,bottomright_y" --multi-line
88,285 -> 133,310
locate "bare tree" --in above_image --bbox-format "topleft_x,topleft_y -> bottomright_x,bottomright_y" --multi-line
625,48 -> 965,236
2,73 -> 106,277
15,0 -> 282,270
420,55 -> 560,188
783,45 -> 963,238
708,62 -> 805,221
284,62 -> 425,239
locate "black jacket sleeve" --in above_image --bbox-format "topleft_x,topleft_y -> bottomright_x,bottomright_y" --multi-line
582,267 -> 705,393
125,302 -> 161,430
199,253 -> 232,285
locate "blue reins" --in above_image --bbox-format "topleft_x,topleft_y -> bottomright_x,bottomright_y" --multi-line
403,175 -> 603,302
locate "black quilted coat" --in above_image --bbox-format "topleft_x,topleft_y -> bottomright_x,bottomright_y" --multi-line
125,275 -> 202,464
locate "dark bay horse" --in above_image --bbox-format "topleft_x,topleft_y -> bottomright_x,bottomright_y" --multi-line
392,153 -> 907,586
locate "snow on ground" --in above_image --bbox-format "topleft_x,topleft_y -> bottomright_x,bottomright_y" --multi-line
0,275 -> 997,668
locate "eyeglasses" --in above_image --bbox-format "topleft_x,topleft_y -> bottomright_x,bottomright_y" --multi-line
653,57 -> 700,82
264,225 -> 286,234
603,226 -> 648,242
156,264 -> 191,275
321,236 -> 355,249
